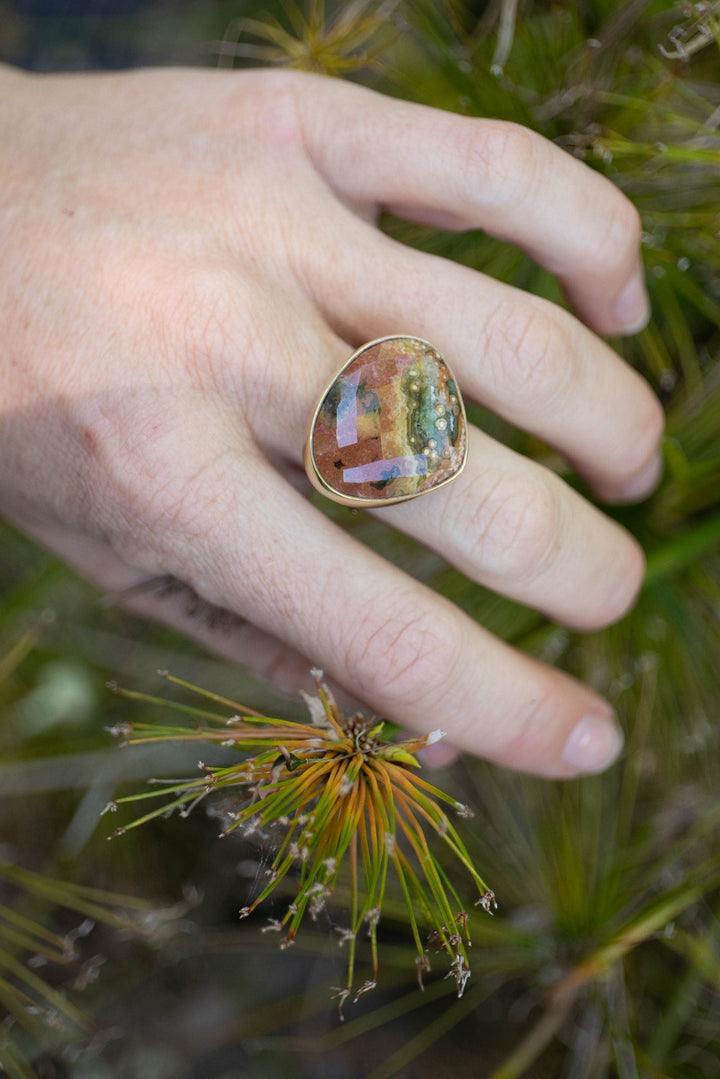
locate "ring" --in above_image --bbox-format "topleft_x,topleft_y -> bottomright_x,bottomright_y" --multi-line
304,335 -> 468,508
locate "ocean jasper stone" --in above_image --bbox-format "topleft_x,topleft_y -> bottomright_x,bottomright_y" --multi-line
307,336 -> 467,506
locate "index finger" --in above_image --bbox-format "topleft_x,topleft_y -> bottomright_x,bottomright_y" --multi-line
295,73 -> 650,336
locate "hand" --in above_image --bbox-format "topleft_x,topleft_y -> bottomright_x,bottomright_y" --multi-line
0,64 -> 663,777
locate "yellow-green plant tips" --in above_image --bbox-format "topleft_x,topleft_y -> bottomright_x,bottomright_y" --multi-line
107,671 -> 494,1017
0,860 -> 168,1075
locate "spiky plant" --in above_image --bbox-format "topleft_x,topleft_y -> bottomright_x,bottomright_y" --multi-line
214,0 -> 401,75
106,670 -> 494,1016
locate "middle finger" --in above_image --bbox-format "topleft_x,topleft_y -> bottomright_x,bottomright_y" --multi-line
259,332 -> 644,632
303,221 -> 664,503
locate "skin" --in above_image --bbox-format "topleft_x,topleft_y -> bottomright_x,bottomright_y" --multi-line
0,63 -> 664,778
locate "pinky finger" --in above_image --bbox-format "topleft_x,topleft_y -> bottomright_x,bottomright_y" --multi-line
108,572 -> 321,699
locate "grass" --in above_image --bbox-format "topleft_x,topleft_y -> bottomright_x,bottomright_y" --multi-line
0,622 -> 195,1079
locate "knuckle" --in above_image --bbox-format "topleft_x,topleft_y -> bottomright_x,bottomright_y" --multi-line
593,194 -> 642,277
461,120 -> 543,208
500,676 -> 563,763
622,393 -> 665,477
340,598 -> 461,712
593,541 -> 645,626
484,300 -> 575,409
80,392 -> 232,565
251,70 -> 308,146
567,531 -> 646,633
638,392 -> 666,455
461,470 -> 563,584
216,67 -> 307,146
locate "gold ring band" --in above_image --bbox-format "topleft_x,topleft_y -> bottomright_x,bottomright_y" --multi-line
304,335 -> 468,508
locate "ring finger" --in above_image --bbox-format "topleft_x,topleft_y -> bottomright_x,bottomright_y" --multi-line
259,328 -> 645,632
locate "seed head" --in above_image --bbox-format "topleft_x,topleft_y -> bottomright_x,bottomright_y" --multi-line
107,669 -> 493,1012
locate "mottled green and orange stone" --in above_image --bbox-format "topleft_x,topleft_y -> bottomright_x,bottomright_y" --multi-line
307,337 -> 467,506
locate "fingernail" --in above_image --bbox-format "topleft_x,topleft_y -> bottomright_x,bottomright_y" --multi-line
562,713 -> 624,773
618,451 -> 664,501
615,270 -> 651,333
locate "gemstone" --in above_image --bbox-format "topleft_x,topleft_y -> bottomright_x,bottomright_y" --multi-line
306,336 -> 467,506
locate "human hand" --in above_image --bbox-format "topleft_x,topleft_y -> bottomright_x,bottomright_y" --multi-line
0,64 -> 662,777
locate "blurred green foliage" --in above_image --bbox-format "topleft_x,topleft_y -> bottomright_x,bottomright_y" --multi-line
1,1 -> 720,1076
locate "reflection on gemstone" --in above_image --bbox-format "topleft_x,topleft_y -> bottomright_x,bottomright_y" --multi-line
335,369 -> 361,448
308,336 -> 467,505
342,454 -> 428,484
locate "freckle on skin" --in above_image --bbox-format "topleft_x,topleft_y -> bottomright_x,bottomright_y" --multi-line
62,208 -> 75,217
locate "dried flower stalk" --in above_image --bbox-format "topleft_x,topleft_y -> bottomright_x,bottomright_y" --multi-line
106,670 -> 495,1017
